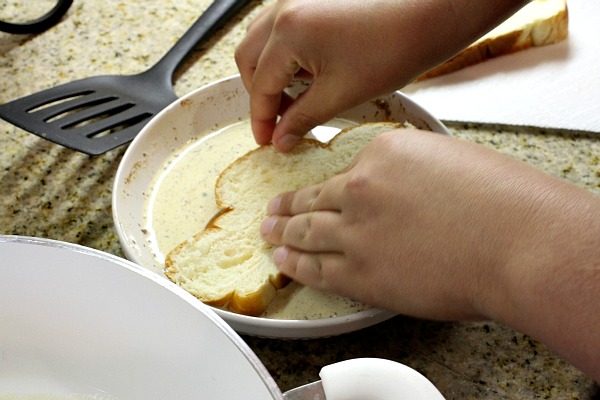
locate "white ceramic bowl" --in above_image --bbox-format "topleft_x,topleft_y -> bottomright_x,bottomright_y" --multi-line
0,235 -> 281,399
112,74 -> 449,339
0,235 -> 447,399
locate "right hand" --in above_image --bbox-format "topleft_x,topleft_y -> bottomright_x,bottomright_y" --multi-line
235,0 -> 446,151
234,0 -> 528,152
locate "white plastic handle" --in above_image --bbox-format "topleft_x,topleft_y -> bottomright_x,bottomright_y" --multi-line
319,358 -> 446,400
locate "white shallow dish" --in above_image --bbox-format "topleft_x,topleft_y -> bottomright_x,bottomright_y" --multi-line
0,236 -> 445,400
112,74 -> 450,339
0,235 -> 447,399
0,235 -> 281,399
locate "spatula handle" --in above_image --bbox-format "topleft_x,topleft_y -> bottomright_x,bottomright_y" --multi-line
150,0 -> 252,79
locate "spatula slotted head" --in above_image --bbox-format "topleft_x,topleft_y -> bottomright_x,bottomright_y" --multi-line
0,73 -> 177,156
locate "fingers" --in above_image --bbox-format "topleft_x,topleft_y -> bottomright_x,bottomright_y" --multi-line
272,246 -> 346,291
249,37 -> 306,144
267,174 -> 348,215
267,184 -> 324,216
235,6 -> 274,92
235,5 -> 287,145
261,174 -> 350,251
236,3 -> 312,147
260,174 -> 351,291
270,79 -> 351,152
235,4 -> 353,151
261,211 -> 345,252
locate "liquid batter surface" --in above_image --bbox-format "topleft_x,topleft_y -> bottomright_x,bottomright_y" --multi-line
144,119 -> 371,319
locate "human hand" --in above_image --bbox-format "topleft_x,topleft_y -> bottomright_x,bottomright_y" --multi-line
260,128 -> 600,380
235,0 -> 449,152
259,129 -> 600,325
235,0 -> 529,152
259,129 -> 502,320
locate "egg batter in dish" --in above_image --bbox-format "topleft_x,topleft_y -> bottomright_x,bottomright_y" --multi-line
144,119 -> 372,320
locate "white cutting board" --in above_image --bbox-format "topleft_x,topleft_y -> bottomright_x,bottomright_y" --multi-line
402,0 -> 599,133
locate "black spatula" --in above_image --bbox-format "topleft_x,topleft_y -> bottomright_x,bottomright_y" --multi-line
0,0 -> 251,156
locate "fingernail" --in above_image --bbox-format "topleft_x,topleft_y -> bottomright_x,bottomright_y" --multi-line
260,216 -> 277,237
277,134 -> 300,152
273,246 -> 289,266
267,196 -> 281,214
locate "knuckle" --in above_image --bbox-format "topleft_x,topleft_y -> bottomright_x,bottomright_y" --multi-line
299,184 -> 323,212
297,252 -> 322,276
233,45 -> 245,65
372,129 -> 411,154
283,213 -> 312,246
293,110 -> 323,133
272,3 -> 307,34
277,190 -> 297,214
345,172 -> 372,195
269,217 -> 286,243
299,214 -> 313,243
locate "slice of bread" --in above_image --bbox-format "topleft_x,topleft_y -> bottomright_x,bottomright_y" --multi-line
164,122 -> 406,316
416,0 -> 568,81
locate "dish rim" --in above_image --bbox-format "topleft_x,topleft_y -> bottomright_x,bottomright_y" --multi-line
111,74 -> 449,338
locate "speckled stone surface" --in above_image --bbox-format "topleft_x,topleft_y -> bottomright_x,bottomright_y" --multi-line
0,1 -> 598,398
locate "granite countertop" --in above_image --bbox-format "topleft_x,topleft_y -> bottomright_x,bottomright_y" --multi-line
0,1 -> 598,398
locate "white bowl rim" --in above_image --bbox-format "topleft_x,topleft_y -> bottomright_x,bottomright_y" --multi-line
0,234 -> 283,397
112,74 -> 449,338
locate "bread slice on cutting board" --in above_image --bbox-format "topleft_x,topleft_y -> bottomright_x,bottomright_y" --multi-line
416,0 -> 568,81
164,122 -> 406,316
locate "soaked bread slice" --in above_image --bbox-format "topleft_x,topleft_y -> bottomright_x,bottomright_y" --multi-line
417,0 -> 568,80
164,122 -> 406,316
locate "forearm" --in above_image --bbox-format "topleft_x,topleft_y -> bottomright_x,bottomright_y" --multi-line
479,172 -> 600,382
398,0 -> 530,82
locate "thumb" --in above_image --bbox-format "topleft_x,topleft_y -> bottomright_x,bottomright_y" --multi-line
272,79 -> 350,152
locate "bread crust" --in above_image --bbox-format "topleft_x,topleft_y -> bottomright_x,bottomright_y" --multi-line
416,0 -> 568,81
164,122 -> 406,316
